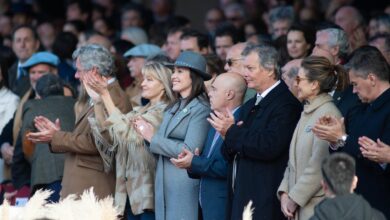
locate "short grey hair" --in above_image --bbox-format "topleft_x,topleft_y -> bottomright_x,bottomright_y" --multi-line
319,28 -> 350,59
269,6 -> 295,24
241,44 -> 280,79
72,44 -> 115,76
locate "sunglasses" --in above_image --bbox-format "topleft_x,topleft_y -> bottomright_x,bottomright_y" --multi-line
226,58 -> 242,67
295,75 -> 309,84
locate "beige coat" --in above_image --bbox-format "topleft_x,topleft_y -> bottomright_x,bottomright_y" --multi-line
278,94 -> 342,220
50,81 -> 131,199
90,102 -> 166,215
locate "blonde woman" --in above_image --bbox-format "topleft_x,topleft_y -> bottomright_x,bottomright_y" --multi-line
85,62 -> 175,219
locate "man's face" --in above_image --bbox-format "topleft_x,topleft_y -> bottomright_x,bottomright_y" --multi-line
349,69 -> 374,103
127,56 -> 146,79
75,58 -> 89,82
12,27 -> 39,62
164,31 -> 181,60
369,38 -> 390,64
29,64 -> 52,89
121,10 -> 142,29
312,31 -> 335,64
335,8 -> 357,35
180,37 -> 201,53
224,47 -> 243,74
215,36 -> 234,61
208,76 -> 227,111
272,20 -> 290,39
205,9 -> 224,33
242,52 -> 269,92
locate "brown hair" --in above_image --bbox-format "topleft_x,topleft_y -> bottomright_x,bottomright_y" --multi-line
301,56 -> 349,94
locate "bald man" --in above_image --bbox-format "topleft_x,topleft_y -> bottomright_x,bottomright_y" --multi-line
171,72 -> 246,220
281,58 -> 302,100
335,6 -> 366,50
225,43 -> 256,103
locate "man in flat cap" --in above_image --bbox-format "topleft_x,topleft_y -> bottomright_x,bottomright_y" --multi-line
124,43 -> 161,106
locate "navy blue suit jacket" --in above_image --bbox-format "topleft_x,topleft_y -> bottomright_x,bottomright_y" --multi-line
333,88 -> 390,218
188,108 -> 241,220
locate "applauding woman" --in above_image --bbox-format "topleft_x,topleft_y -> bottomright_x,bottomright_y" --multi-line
135,51 -> 211,220
277,56 -> 345,220
85,62 -> 175,219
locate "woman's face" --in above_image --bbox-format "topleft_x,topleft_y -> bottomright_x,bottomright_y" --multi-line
295,67 -> 317,101
287,30 -> 311,59
171,67 -> 192,98
141,73 -> 164,102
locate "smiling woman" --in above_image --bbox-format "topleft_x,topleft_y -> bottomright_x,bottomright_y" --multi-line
136,51 -> 211,220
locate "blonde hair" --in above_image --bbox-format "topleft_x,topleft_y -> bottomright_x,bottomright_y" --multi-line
141,62 -> 176,105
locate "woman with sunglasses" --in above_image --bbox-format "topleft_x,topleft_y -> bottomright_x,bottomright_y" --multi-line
135,51 -> 211,220
277,56 -> 347,220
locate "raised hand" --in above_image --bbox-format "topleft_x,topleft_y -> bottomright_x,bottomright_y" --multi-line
207,107 -> 236,138
312,115 -> 345,144
27,116 -> 61,143
133,117 -> 155,142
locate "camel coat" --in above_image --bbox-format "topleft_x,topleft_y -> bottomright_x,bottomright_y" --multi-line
50,81 -> 131,199
278,94 -> 342,220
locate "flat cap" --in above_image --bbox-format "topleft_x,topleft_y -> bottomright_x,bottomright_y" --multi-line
22,52 -> 60,71
123,44 -> 162,58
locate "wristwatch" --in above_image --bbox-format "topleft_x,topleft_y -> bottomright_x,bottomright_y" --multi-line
336,134 -> 348,147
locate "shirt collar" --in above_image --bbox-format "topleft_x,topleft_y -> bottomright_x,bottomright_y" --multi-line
257,80 -> 280,99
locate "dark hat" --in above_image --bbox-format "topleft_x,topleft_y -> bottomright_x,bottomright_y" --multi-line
167,51 -> 211,80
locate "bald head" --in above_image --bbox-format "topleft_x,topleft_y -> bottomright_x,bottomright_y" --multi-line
208,72 -> 246,111
87,34 -> 113,51
224,42 -> 246,74
282,59 -> 302,99
335,6 -> 363,36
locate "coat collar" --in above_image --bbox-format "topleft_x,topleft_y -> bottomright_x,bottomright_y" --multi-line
303,94 -> 333,114
165,97 -> 208,135
369,88 -> 390,111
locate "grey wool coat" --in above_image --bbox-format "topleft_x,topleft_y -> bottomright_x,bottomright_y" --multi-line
149,97 -> 210,220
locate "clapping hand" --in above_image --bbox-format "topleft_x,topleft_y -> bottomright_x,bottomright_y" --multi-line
133,117 -> 155,142
312,115 -> 345,144
359,137 -> 390,164
170,147 -> 200,169
83,70 -> 109,101
207,108 -> 237,138
27,116 -> 61,143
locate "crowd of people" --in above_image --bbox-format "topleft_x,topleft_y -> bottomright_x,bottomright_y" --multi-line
0,0 -> 390,219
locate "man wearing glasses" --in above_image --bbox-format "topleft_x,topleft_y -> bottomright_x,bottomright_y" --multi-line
225,42 -> 256,103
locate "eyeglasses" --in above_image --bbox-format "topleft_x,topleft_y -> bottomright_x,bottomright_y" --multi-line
226,58 -> 242,67
295,75 -> 309,84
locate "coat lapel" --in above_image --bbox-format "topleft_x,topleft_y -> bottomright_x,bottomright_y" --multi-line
201,128 -> 217,156
165,99 -> 197,136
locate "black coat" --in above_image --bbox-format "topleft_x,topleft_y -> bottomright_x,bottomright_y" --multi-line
223,81 -> 302,220
334,88 -> 390,218
7,62 -> 31,98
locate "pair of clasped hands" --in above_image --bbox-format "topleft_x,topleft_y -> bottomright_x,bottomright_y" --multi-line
171,108 -> 238,169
